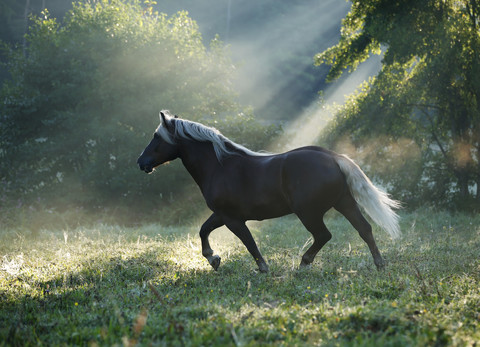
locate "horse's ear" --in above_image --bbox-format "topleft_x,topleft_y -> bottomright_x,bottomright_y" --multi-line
160,111 -> 167,124
160,111 -> 172,130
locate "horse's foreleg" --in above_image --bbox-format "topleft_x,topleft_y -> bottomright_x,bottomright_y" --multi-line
224,219 -> 269,273
200,213 -> 224,270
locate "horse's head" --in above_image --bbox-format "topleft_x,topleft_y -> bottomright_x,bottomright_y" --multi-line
137,111 -> 179,174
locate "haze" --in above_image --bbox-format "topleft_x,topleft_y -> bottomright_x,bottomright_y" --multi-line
157,0 -> 381,149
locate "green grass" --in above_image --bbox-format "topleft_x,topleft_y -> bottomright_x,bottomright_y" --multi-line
1,209 -> 479,346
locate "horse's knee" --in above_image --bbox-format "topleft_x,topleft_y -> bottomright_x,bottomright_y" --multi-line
359,222 -> 373,236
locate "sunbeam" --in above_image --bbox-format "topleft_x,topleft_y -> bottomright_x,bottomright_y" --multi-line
273,53 -> 383,152
226,0 -> 351,119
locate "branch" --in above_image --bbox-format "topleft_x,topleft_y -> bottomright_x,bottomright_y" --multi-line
408,103 -> 451,161
405,103 -> 442,110
466,0 -> 478,31
417,107 -> 450,163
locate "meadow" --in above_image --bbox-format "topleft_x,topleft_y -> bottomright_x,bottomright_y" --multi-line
0,209 -> 479,346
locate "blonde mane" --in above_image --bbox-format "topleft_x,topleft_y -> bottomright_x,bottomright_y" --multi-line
155,111 -> 269,160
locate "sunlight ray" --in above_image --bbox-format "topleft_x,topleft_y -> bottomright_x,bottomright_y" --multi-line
272,54 -> 383,152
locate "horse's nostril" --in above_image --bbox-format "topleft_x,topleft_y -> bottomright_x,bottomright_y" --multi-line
138,163 -> 153,173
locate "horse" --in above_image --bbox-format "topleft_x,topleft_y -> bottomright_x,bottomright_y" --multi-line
137,111 -> 400,273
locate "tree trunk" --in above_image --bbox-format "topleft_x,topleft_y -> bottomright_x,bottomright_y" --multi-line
476,175 -> 480,200
23,0 -> 31,55
457,170 -> 470,198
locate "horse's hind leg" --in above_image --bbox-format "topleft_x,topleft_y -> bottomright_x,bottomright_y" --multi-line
296,211 -> 332,268
335,195 -> 385,269
200,213 -> 224,270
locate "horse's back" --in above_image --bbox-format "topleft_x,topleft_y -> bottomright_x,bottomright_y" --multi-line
281,146 -> 346,211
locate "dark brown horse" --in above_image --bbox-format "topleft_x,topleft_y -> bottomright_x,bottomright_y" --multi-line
137,111 -> 400,273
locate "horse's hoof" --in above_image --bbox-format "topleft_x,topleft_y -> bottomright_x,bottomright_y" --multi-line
209,255 -> 221,271
258,263 -> 269,273
299,262 -> 312,270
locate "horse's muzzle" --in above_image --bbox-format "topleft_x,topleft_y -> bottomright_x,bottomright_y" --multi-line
137,158 -> 154,174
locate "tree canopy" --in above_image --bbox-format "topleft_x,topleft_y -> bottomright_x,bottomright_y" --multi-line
0,0 -> 346,121
316,0 -> 480,208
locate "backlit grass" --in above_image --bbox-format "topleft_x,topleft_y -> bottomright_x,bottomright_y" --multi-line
1,209 -> 479,346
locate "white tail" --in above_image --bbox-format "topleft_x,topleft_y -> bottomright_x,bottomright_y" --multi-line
335,154 -> 401,239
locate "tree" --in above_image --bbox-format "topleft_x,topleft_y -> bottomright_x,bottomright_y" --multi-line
316,0 -> 480,208
0,0 -> 279,221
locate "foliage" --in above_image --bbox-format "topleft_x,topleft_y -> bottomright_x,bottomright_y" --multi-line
142,0 -> 342,120
0,0 -> 280,223
1,0 -> 343,122
0,211 -> 479,345
316,0 -> 480,209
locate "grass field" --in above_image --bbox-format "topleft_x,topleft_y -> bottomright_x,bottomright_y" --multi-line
1,209 -> 479,346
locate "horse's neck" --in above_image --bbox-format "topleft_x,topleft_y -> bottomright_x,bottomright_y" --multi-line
179,140 -> 221,188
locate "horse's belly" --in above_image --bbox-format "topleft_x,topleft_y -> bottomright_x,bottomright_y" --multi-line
208,186 -> 291,221
245,195 -> 292,220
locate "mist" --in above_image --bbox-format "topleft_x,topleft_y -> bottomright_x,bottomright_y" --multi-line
156,0 -> 386,151
158,0 -> 354,121
225,0 -> 350,119
0,0 -> 386,230
278,54 -> 383,151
